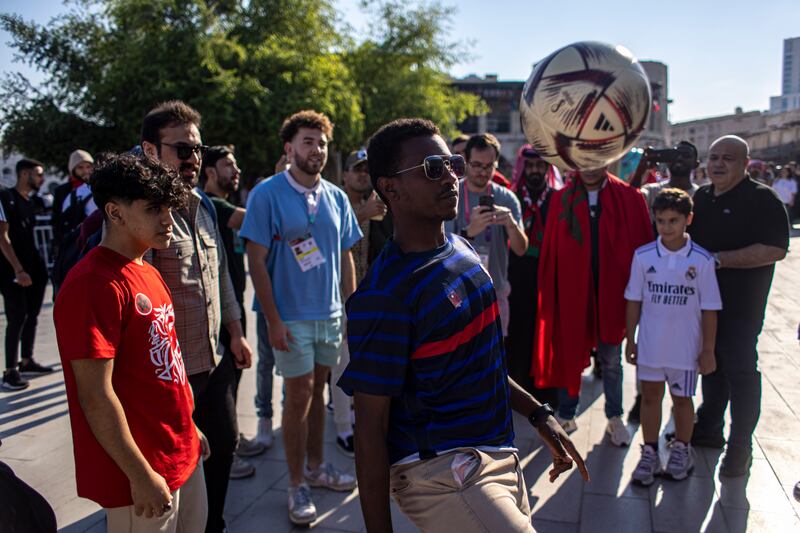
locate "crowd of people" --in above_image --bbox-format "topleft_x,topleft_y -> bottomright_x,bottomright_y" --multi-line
0,99 -> 793,533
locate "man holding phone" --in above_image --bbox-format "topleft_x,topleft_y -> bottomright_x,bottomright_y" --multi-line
445,133 -> 527,336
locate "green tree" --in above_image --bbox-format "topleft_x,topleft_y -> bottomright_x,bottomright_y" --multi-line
1,0 -> 484,180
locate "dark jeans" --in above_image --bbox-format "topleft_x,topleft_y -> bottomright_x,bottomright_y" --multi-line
189,352 -> 241,533
255,312 -> 275,419
558,342 -> 624,420
696,314 -> 763,450
0,274 -> 47,370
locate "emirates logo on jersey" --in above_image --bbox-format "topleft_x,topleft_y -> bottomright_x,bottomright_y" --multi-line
148,303 -> 186,384
685,266 -> 697,281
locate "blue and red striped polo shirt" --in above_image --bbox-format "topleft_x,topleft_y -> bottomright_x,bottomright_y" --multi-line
337,234 -> 515,464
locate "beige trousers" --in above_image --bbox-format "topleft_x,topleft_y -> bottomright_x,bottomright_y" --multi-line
106,462 -> 207,533
390,449 -> 535,533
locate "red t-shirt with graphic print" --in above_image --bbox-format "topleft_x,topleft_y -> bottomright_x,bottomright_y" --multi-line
55,245 -> 199,508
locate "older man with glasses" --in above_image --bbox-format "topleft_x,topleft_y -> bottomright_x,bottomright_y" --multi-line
444,133 -> 527,337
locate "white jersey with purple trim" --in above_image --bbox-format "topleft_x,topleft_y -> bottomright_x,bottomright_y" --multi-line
625,235 -> 722,370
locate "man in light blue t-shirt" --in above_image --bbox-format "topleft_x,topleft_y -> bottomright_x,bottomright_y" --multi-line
445,133 -> 527,336
240,110 -> 362,526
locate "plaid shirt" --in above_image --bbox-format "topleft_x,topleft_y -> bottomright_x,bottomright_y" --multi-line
145,189 -> 241,375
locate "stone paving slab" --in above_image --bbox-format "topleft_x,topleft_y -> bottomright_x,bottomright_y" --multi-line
1,234 -> 798,532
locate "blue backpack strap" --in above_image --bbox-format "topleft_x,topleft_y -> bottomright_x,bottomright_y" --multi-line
194,187 -> 218,227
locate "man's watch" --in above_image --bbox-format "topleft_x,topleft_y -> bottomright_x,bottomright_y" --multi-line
459,228 -> 473,240
528,403 -> 555,429
713,252 -> 722,270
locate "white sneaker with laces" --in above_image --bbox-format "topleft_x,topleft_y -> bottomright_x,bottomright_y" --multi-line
288,484 -> 317,525
555,415 -> 578,433
229,455 -> 255,479
255,417 -> 274,449
664,441 -> 694,480
632,444 -> 662,486
606,416 -> 632,446
236,433 -> 266,457
305,462 -> 357,491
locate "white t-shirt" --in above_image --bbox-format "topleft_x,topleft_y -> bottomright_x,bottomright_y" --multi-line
61,183 -> 97,216
773,178 -> 797,205
624,236 -> 722,370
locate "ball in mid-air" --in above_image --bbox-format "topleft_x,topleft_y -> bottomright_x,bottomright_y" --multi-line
520,41 -> 652,171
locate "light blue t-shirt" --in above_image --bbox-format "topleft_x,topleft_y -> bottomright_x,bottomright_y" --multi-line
240,172 -> 362,321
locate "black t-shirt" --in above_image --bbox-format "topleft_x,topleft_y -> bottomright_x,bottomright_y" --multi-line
689,178 -> 790,322
0,188 -> 47,281
208,194 -> 246,301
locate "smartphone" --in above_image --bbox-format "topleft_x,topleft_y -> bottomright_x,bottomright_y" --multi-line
478,195 -> 495,211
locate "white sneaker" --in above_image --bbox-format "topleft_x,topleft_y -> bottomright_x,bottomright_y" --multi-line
664,441 -> 694,480
304,462 -> 357,491
229,455 -> 255,479
236,433 -> 266,457
555,415 -> 578,433
288,484 -> 316,525
606,416 -> 632,446
255,417 -> 274,449
632,444 -> 662,486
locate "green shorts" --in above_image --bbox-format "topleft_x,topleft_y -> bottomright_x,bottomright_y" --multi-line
274,317 -> 343,378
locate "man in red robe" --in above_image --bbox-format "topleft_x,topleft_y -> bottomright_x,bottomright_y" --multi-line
533,167 -> 653,446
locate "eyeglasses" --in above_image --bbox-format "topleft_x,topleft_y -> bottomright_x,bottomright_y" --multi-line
467,161 -> 497,173
159,142 -> 208,161
392,155 -> 466,180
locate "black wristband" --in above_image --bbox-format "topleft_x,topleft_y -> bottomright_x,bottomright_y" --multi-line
459,228 -> 472,240
528,403 -> 554,429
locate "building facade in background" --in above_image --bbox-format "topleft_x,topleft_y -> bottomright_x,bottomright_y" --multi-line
769,37 -> 800,114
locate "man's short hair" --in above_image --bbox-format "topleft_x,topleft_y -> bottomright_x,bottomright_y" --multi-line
450,134 -> 470,147
16,158 -> 44,176
652,188 -> 693,217
200,145 -> 235,184
279,110 -> 334,144
366,118 -> 440,197
90,154 -> 188,218
141,100 -> 202,145
676,140 -> 698,159
465,133 -> 501,161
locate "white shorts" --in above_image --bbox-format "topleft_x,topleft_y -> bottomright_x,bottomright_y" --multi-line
637,365 -> 698,398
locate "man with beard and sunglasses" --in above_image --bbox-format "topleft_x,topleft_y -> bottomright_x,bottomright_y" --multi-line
0,158 -> 53,391
338,119 -> 588,532
505,146 -> 561,405
141,101 -> 253,533
240,110 -> 361,526
444,133 -> 527,338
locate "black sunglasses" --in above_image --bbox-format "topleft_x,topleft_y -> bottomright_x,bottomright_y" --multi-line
159,142 -> 208,161
392,155 -> 466,181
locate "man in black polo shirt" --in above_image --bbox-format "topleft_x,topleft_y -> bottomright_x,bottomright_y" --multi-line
0,158 -> 54,391
689,135 -> 790,476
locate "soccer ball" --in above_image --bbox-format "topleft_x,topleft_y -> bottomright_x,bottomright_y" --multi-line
520,41 -> 651,171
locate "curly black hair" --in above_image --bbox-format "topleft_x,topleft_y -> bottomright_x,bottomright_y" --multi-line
90,154 -> 188,217
652,187 -> 693,217
279,110 -> 334,144
366,118 -> 440,202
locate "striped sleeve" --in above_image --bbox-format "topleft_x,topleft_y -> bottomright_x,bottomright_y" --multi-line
337,290 -> 411,397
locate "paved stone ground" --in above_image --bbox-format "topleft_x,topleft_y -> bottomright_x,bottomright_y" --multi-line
1,232 -> 798,532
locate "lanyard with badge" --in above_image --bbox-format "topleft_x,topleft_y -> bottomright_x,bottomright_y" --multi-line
289,185 -> 326,272
461,180 -> 493,273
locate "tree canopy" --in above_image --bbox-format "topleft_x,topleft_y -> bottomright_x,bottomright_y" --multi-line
0,0 -> 486,180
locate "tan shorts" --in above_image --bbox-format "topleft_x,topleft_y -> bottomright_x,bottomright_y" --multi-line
389,449 -> 535,533
106,462 -> 207,533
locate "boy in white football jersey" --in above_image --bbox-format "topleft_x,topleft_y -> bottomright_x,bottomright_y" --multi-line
624,188 -> 722,486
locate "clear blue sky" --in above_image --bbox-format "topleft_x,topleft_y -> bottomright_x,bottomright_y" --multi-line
3,0 -> 799,123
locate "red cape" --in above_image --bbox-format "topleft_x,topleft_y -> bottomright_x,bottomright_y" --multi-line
532,174 -> 653,396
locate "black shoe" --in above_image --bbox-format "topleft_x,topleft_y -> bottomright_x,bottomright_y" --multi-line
794,481 -> 800,502
19,359 -> 54,375
720,445 -> 752,477
2,369 -> 30,391
336,435 -> 355,458
628,394 -> 642,424
691,425 -> 726,449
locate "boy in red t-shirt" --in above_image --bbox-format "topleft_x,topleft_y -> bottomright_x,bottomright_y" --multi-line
55,154 -> 210,532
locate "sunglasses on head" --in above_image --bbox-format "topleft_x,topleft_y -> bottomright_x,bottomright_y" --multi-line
391,154 -> 466,180
159,142 -> 208,161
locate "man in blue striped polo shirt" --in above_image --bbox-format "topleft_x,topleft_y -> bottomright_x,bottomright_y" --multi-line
338,119 -> 589,532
